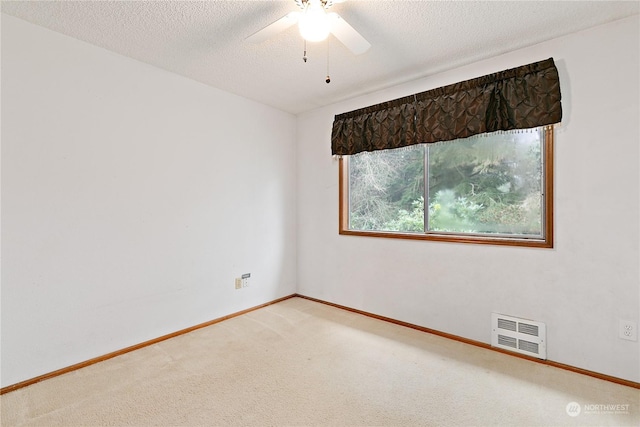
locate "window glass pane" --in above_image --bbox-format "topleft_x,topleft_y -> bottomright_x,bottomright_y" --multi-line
349,147 -> 425,232
427,130 -> 543,236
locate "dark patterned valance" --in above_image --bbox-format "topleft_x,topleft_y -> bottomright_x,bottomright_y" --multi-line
331,58 -> 562,156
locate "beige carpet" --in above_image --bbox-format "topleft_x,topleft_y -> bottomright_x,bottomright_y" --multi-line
1,297 -> 638,426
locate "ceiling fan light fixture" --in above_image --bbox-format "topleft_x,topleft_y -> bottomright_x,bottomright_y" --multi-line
299,0 -> 331,42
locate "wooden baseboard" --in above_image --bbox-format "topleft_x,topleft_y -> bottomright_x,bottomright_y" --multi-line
0,294 -> 297,395
3,293 -> 637,394
295,294 -> 640,390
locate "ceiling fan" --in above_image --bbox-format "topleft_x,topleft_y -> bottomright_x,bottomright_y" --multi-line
246,0 -> 371,55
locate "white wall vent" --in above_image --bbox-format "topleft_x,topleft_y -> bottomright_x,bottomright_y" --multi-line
491,313 -> 546,359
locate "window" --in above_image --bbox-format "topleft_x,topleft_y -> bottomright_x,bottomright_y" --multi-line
333,58 -> 561,247
339,126 -> 553,247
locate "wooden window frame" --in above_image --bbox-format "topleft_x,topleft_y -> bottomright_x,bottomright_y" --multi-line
339,127 -> 554,248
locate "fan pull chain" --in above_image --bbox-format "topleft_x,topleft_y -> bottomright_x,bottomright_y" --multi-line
326,37 -> 331,84
302,39 -> 308,63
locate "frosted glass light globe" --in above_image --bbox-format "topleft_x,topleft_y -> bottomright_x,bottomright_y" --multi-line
299,0 -> 330,42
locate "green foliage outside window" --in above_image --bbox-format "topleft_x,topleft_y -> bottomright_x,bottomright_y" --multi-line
348,129 -> 545,237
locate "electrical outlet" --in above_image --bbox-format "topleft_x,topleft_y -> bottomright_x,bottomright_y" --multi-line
619,319 -> 637,341
235,278 -> 242,290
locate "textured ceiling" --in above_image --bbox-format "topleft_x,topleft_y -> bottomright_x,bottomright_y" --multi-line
2,1 -> 639,114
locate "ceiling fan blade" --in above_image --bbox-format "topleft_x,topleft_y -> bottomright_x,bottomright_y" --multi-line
246,12 -> 300,44
328,12 -> 370,55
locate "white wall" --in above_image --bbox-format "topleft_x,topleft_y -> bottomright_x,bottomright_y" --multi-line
297,16 -> 640,382
1,15 -> 297,388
